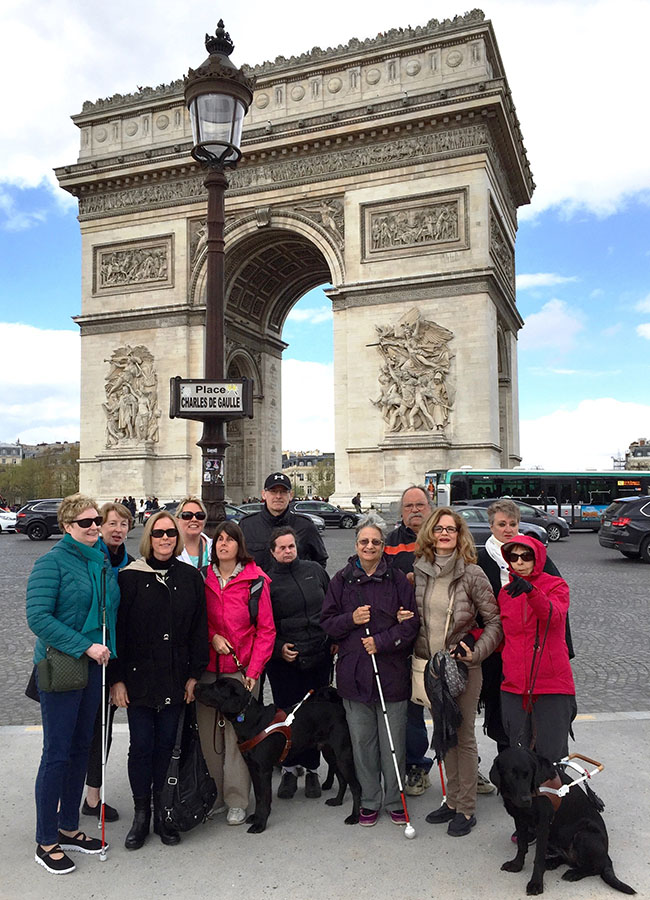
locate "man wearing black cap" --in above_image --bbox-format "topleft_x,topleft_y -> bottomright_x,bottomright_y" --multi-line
239,472 -> 328,573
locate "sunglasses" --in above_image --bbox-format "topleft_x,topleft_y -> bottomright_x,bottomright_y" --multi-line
72,516 -> 103,528
357,538 -> 383,546
433,525 -> 458,534
506,550 -> 535,563
179,510 -> 206,521
151,528 -> 178,539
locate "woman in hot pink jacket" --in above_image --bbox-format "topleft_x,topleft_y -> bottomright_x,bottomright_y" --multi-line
498,534 -> 576,764
197,521 -> 275,825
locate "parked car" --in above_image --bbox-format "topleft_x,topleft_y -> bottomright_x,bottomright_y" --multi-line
15,499 -> 63,541
598,496 -> 650,563
291,500 -> 360,529
455,498 -> 569,542
0,508 -> 17,533
143,501 -> 247,524
239,501 -> 326,533
452,505 -> 548,549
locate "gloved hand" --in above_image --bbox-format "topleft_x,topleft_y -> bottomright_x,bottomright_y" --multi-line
504,575 -> 533,597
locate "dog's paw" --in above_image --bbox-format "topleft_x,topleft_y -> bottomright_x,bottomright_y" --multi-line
561,869 -> 585,882
526,879 -> 544,895
246,822 -> 266,834
344,813 -> 359,825
325,797 -> 343,807
246,814 -> 256,824
502,860 -> 524,873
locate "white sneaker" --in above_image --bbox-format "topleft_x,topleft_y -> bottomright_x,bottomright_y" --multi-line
226,807 -> 246,825
477,769 -> 496,794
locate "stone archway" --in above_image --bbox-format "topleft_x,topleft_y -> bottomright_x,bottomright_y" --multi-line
58,11 -> 532,503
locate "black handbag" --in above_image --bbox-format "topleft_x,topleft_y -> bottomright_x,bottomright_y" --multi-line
37,647 -> 89,692
159,703 -> 217,833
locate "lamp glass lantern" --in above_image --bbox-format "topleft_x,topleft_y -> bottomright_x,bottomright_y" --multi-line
188,93 -> 246,167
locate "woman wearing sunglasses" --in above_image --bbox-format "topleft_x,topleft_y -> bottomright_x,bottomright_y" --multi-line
26,493 -> 120,874
320,515 -> 419,828
412,507 -> 502,837
110,511 -> 208,850
175,496 -> 212,571
498,535 -> 576,765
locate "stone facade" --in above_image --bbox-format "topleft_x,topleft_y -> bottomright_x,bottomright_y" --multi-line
56,10 -> 533,504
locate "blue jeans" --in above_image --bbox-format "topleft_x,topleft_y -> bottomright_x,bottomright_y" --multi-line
406,700 -> 433,771
35,661 -> 102,845
126,703 -> 183,798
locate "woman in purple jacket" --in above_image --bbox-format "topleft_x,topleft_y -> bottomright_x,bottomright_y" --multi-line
321,515 -> 419,827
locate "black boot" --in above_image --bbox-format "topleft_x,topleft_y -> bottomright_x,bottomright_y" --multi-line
153,794 -> 180,846
124,796 -> 151,850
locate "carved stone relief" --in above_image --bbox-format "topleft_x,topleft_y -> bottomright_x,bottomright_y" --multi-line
362,189 -> 468,262
294,197 -> 344,245
103,345 -> 161,447
93,236 -> 174,295
372,308 -> 454,433
78,124 -> 493,220
489,204 -> 515,289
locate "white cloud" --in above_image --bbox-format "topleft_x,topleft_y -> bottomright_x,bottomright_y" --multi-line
281,359 -> 334,450
637,323 -> 650,340
1,1 -> 650,222
516,273 -> 577,291
285,305 -> 333,325
0,323 -> 79,442
635,295 -> 650,313
519,299 -> 584,353
0,189 -> 47,232
520,399 -> 650,470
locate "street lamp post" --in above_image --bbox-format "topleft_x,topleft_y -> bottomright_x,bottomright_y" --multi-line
183,21 -> 255,533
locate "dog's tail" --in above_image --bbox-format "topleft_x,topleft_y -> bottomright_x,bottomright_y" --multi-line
601,858 -> 636,895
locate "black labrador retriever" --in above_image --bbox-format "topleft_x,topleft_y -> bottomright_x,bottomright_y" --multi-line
196,679 -> 361,834
490,747 -> 635,895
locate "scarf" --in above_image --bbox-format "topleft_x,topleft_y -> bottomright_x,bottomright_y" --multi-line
62,533 -> 117,655
485,535 -> 510,587
99,536 -> 129,578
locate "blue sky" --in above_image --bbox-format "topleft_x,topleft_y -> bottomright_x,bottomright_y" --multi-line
1,0 -> 649,467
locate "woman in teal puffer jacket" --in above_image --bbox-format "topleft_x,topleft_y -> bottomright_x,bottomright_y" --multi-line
26,493 -> 120,876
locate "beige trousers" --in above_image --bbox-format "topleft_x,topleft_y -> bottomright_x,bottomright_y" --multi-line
197,670 -> 258,811
443,665 -> 483,817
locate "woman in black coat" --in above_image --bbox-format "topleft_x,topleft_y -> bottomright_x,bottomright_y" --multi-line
265,526 -> 331,800
110,512 -> 208,850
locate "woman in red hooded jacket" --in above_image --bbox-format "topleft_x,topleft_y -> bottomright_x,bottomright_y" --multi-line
196,521 -> 275,826
498,534 -> 576,764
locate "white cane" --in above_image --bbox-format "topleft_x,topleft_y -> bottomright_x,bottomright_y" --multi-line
99,573 -> 108,860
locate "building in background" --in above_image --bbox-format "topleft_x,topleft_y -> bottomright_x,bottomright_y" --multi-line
282,450 -> 335,498
0,443 -> 23,466
626,438 -> 650,471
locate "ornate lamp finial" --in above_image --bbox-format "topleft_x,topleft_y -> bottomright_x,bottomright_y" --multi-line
205,19 -> 234,56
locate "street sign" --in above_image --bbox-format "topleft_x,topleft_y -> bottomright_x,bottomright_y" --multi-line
169,377 -> 253,421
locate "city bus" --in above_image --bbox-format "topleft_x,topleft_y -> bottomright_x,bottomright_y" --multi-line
423,468 -> 650,530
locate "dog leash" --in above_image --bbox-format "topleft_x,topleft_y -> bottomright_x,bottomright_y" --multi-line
517,603 -> 553,751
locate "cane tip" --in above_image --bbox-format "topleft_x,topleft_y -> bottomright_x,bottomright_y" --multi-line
404,823 -> 416,839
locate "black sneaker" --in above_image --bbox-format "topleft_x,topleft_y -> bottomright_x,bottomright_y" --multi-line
425,803 -> 456,824
447,813 -> 477,837
35,844 -> 76,875
82,799 -> 120,822
305,772 -> 321,799
57,830 -> 107,855
277,772 -> 298,799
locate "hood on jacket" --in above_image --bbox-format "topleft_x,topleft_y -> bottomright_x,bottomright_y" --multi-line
501,534 -> 547,578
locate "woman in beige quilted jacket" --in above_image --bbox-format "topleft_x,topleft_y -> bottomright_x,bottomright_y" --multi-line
412,506 -> 502,837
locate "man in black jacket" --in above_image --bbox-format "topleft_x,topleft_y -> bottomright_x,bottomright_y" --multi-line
239,472 -> 328,573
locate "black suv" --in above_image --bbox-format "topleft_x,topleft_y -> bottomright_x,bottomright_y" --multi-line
598,496 -> 650,563
15,499 -> 62,541
291,500 -> 359,529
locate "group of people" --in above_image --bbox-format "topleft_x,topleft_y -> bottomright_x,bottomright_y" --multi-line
26,475 -> 576,876
113,497 -> 159,525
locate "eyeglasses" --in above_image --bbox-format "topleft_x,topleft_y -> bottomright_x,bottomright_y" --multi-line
151,528 -> 178,539
179,510 -> 206,521
403,503 -> 428,511
72,516 -> 103,528
433,525 -> 458,534
505,550 -> 535,563
357,539 -> 383,547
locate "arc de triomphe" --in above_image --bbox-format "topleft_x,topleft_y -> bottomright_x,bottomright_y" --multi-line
56,10 -> 533,504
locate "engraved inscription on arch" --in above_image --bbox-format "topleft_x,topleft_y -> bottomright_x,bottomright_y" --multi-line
361,188 -> 468,262
92,235 -> 174,296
